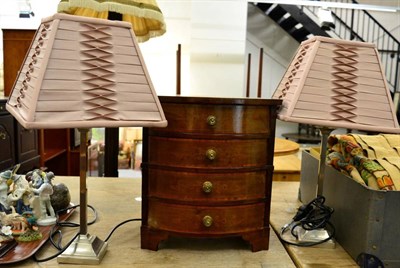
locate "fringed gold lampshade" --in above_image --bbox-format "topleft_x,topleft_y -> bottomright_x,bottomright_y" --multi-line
57,0 -> 166,42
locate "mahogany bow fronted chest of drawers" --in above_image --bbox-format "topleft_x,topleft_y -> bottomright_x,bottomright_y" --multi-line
141,96 -> 282,251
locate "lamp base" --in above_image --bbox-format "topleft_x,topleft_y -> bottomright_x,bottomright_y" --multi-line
297,228 -> 336,249
57,234 -> 108,264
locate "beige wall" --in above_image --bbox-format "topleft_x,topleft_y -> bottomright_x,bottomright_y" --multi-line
139,0 -> 248,98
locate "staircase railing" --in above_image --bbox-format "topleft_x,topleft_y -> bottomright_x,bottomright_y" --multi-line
304,0 -> 400,94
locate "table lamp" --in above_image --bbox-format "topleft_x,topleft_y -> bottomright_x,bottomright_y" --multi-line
273,36 -> 400,197
57,0 -> 166,43
6,13 -> 167,264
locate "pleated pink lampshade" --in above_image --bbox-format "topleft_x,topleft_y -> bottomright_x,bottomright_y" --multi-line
273,36 -> 400,134
6,13 -> 167,129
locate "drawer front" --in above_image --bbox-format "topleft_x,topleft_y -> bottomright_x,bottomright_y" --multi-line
148,200 -> 266,234
152,103 -> 272,135
16,124 -> 39,163
148,137 -> 269,168
147,168 -> 269,202
0,100 -> 6,115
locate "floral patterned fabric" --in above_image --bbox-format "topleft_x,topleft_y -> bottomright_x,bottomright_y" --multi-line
327,134 -> 400,191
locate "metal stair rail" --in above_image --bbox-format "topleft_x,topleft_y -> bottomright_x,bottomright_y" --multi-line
254,1 -> 400,95
307,0 -> 400,95
255,3 -> 326,42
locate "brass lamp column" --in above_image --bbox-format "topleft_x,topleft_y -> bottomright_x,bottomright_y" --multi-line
58,128 -> 107,264
316,127 -> 334,196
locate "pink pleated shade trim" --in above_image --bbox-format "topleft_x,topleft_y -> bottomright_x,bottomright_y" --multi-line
6,13 -> 167,129
272,36 -> 400,134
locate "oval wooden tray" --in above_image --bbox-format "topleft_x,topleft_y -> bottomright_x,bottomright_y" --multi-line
0,207 -> 75,264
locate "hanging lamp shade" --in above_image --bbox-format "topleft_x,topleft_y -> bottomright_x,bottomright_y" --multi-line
273,36 -> 400,134
6,13 -> 167,129
57,0 -> 166,43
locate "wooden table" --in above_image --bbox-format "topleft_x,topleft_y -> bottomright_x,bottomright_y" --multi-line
273,155 -> 301,181
9,176 -> 296,267
282,133 -> 321,144
273,138 -> 301,181
4,177 -> 358,267
274,138 -> 300,156
271,181 -> 358,267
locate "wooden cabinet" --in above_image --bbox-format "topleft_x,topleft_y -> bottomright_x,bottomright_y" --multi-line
15,116 -> 40,172
0,100 -> 15,171
2,29 -> 78,176
141,96 -> 282,251
0,99 -> 40,173
38,129 -> 78,176
2,29 -> 35,97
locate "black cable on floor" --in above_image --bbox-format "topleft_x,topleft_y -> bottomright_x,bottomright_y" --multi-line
104,218 -> 141,242
279,195 -> 335,247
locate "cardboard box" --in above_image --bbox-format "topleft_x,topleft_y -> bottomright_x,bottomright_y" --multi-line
300,150 -> 400,267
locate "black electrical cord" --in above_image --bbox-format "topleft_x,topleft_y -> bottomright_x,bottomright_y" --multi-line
33,203 -> 141,262
47,204 -> 98,251
104,218 -> 141,242
279,195 -> 335,247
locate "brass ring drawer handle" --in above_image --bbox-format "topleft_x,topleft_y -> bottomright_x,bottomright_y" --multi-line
202,181 -> 213,193
206,149 -> 216,161
202,215 -> 213,227
0,131 -> 6,140
207,115 -> 217,126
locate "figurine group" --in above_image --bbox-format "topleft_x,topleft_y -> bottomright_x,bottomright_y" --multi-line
0,165 -> 57,228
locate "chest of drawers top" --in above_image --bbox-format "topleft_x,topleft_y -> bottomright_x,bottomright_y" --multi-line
152,96 -> 282,137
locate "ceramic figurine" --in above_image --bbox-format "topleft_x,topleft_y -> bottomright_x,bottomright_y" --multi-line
31,172 -> 56,226
0,208 -> 42,242
0,171 -> 12,213
0,207 -> 29,236
6,165 -> 32,215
